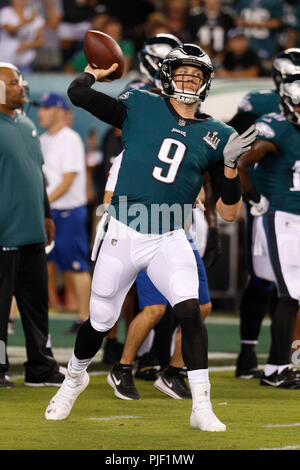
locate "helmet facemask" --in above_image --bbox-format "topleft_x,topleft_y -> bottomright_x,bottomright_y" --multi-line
171,65 -> 210,104
279,77 -> 300,126
160,45 -> 214,105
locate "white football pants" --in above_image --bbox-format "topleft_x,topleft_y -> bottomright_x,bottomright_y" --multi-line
90,216 -> 199,331
252,211 -> 300,301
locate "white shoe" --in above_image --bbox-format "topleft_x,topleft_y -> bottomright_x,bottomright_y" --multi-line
190,404 -> 226,432
45,364 -> 89,421
189,382 -> 226,432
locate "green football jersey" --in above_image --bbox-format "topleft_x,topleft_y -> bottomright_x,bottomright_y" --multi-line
237,89 -> 281,194
254,113 -> 300,215
121,81 -> 152,95
109,89 -> 235,234
238,89 -> 280,116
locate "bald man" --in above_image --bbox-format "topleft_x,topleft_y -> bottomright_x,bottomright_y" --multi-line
0,64 -> 64,388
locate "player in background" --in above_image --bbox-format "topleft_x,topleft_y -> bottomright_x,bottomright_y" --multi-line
228,49 -> 300,378
238,48 -> 300,388
45,43 -> 257,431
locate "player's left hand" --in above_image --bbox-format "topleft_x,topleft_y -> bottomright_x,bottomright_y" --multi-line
249,195 -> 269,216
202,227 -> 222,269
224,125 -> 258,168
44,217 -> 55,245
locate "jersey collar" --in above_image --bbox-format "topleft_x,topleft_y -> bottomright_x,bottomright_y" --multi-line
164,98 -> 211,125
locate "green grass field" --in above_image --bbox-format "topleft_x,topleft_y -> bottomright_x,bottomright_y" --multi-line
1,371 -> 300,451
1,314 -> 299,452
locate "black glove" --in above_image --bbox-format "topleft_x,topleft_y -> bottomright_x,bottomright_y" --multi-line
202,227 -> 222,269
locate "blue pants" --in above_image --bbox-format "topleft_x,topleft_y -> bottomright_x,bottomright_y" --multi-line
136,247 -> 210,310
47,206 -> 89,272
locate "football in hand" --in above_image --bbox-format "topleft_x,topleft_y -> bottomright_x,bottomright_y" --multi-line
83,30 -> 125,79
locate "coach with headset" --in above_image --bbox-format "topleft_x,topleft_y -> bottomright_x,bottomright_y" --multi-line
0,63 -> 64,388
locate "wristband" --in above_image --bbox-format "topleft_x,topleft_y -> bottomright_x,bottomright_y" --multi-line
220,175 -> 242,205
243,189 -> 261,203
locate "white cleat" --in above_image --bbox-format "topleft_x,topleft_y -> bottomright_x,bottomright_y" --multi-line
45,366 -> 89,421
190,404 -> 226,432
189,382 -> 226,432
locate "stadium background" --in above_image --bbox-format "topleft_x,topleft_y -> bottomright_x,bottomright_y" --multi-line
3,0 -> 300,451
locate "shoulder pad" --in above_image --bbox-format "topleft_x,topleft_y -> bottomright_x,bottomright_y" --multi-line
255,121 -> 276,139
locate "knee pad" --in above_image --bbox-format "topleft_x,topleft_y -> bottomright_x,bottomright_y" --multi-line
74,318 -> 112,360
285,280 -> 300,302
173,298 -> 201,323
90,290 -> 120,332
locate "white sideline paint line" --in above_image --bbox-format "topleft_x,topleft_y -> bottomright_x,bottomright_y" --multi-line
259,445 -> 300,450
263,423 -> 300,428
89,416 -> 140,421
209,366 -> 235,372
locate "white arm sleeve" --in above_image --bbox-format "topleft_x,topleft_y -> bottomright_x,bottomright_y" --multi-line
104,151 -> 123,192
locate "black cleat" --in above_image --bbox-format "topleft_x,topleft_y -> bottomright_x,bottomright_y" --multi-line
260,367 -> 300,389
0,374 -> 16,388
107,363 -> 140,400
25,370 -> 65,387
235,350 -> 261,379
134,352 -> 160,381
154,370 -> 192,399
135,365 -> 160,381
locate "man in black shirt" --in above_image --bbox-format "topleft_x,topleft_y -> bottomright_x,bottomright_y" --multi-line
187,0 -> 235,67
216,27 -> 262,78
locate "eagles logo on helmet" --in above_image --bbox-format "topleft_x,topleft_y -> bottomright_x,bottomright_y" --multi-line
138,34 -> 182,88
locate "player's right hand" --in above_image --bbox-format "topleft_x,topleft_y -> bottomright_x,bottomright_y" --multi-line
249,195 -> 269,216
223,125 -> 258,168
84,63 -> 119,82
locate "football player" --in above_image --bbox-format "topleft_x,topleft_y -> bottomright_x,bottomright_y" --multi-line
45,44 -> 257,431
101,34 -> 186,372
103,35 -> 220,399
238,48 -> 300,388
228,49 -> 300,379
104,151 -> 211,401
